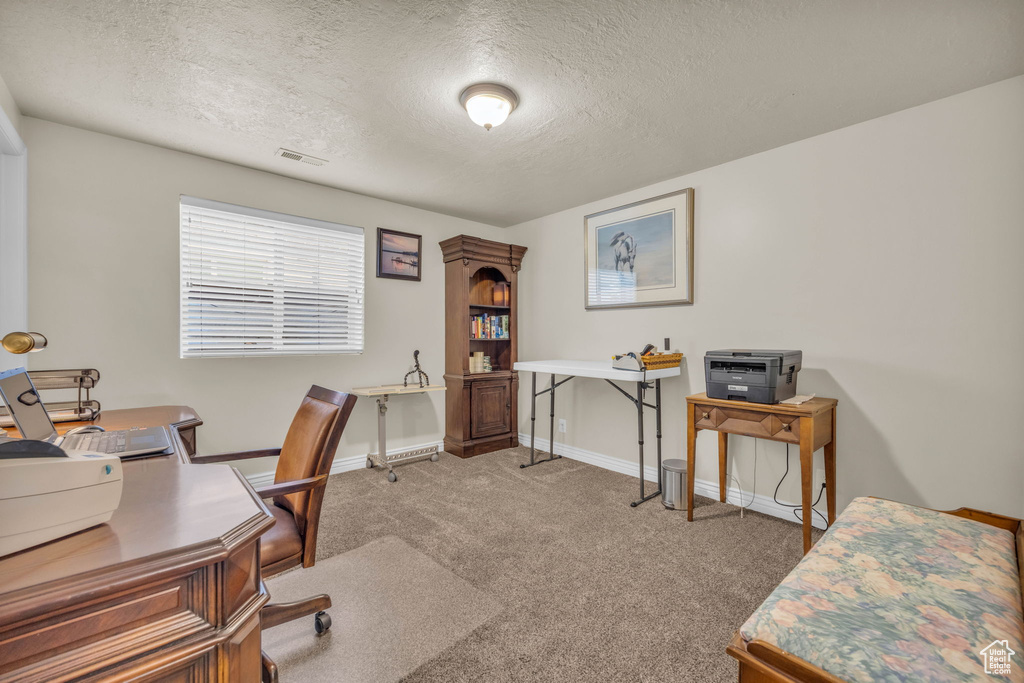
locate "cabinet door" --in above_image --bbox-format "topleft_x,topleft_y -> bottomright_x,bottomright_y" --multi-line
470,380 -> 510,438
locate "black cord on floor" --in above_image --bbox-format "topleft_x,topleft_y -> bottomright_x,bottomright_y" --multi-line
773,444 -> 829,530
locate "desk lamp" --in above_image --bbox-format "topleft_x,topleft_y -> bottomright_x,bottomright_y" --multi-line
2,332 -> 47,354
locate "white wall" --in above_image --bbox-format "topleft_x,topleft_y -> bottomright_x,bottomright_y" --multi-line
0,73 -> 22,139
0,71 -> 28,371
23,118 -> 504,474
510,76 -> 1024,519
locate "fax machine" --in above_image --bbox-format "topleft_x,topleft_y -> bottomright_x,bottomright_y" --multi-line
704,349 -> 802,404
0,439 -> 123,557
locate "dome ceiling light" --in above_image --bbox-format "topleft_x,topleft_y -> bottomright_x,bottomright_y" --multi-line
460,83 -> 518,131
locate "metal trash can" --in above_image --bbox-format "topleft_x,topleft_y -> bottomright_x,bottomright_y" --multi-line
662,459 -> 686,510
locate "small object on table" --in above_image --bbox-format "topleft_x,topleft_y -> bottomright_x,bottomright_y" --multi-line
351,383 -> 447,482
612,352 -> 643,371
403,349 -> 430,388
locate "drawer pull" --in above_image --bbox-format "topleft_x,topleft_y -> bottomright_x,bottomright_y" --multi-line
782,423 -> 792,432
701,412 -> 710,420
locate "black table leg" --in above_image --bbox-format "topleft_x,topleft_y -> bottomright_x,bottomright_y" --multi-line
528,372 -> 536,465
521,373 -> 565,469
630,380 -> 662,508
549,373 -> 556,460
656,379 -> 663,491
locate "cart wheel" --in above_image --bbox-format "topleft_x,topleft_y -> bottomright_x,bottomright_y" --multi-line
366,459 -> 373,469
314,611 -> 332,634
430,452 -> 440,462
387,471 -> 397,483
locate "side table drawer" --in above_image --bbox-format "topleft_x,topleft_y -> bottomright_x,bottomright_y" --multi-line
693,404 -> 800,443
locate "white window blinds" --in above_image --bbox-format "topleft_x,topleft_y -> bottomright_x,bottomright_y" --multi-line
180,196 -> 364,358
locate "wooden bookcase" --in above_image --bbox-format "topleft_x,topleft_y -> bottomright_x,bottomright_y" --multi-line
440,235 -> 527,458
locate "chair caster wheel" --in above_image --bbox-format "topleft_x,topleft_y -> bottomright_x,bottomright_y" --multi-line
387,472 -> 397,483
366,459 -> 373,469
314,611 -> 332,634
430,453 -> 439,462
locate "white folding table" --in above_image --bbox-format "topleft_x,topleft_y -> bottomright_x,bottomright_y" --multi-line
351,383 -> 446,482
512,359 -> 681,507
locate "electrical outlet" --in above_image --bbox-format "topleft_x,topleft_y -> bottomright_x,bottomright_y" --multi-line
558,419 -> 567,433
813,468 -> 826,492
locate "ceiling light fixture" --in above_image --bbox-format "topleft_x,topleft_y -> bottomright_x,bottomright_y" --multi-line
460,83 -> 518,131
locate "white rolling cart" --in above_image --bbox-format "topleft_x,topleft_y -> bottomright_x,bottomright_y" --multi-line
351,384 -> 446,482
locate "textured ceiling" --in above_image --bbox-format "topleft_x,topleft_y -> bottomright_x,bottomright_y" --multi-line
1,1 -> 1023,227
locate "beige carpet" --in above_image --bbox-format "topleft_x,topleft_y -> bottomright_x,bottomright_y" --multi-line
263,536 -> 501,682
283,446 -> 818,682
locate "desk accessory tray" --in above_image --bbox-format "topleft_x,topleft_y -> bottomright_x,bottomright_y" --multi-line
0,369 -> 101,426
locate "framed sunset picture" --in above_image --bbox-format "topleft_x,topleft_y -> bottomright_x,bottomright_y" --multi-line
377,228 -> 422,281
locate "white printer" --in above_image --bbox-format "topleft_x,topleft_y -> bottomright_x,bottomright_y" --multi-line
0,441 -> 123,557
0,367 -> 125,557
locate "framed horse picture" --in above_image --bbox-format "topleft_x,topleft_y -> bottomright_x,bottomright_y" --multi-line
583,188 -> 694,310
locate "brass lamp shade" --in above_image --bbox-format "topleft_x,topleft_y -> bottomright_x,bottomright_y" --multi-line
1,332 -> 47,354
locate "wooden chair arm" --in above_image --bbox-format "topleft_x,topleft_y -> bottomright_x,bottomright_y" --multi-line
255,474 -> 328,499
189,448 -> 282,464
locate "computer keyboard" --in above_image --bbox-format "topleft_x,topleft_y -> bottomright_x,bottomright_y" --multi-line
70,431 -> 128,454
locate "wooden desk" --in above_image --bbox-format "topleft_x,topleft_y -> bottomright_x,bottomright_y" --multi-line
0,407 -> 274,682
685,393 -> 838,554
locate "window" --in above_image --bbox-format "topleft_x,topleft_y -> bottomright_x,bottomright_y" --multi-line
179,196 -> 364,358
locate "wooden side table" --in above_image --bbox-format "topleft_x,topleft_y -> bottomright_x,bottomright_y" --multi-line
685,393 -> 838,553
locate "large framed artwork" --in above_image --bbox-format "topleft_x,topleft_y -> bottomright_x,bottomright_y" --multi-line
377,227 -> 422,281
584,188 -> 694,310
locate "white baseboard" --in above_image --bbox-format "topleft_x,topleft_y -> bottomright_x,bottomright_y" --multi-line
245,439 -> 444,490
519,433 -> 826,530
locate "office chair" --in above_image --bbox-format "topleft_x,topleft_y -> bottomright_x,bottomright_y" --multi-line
190,385 -> 357,683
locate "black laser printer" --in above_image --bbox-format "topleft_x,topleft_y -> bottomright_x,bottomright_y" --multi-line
704,349 -> 803,404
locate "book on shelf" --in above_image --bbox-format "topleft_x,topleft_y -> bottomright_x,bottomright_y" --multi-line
469,313 -> 510,340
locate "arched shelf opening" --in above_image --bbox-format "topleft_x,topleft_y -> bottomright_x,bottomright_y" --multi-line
469,266 -> 511,308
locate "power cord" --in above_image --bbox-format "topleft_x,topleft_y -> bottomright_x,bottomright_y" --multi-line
726,440 -> 758,516
773,444 -> 829,530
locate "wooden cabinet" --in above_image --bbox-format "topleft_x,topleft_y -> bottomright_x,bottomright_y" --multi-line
471,380 -> 511,438
440,235 -> 526,458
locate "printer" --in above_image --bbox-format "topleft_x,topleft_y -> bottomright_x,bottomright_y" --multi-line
704,349 -> 802,404
0,440 -> 123,557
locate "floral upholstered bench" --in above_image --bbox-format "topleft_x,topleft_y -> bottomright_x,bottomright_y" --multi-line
728,497 -> 1024,682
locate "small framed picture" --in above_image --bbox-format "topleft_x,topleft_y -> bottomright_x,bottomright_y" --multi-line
584,188 -> 694,309
377,228 -> 422,281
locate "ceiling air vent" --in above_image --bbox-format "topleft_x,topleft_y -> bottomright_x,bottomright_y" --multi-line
276,148 -> 328,167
